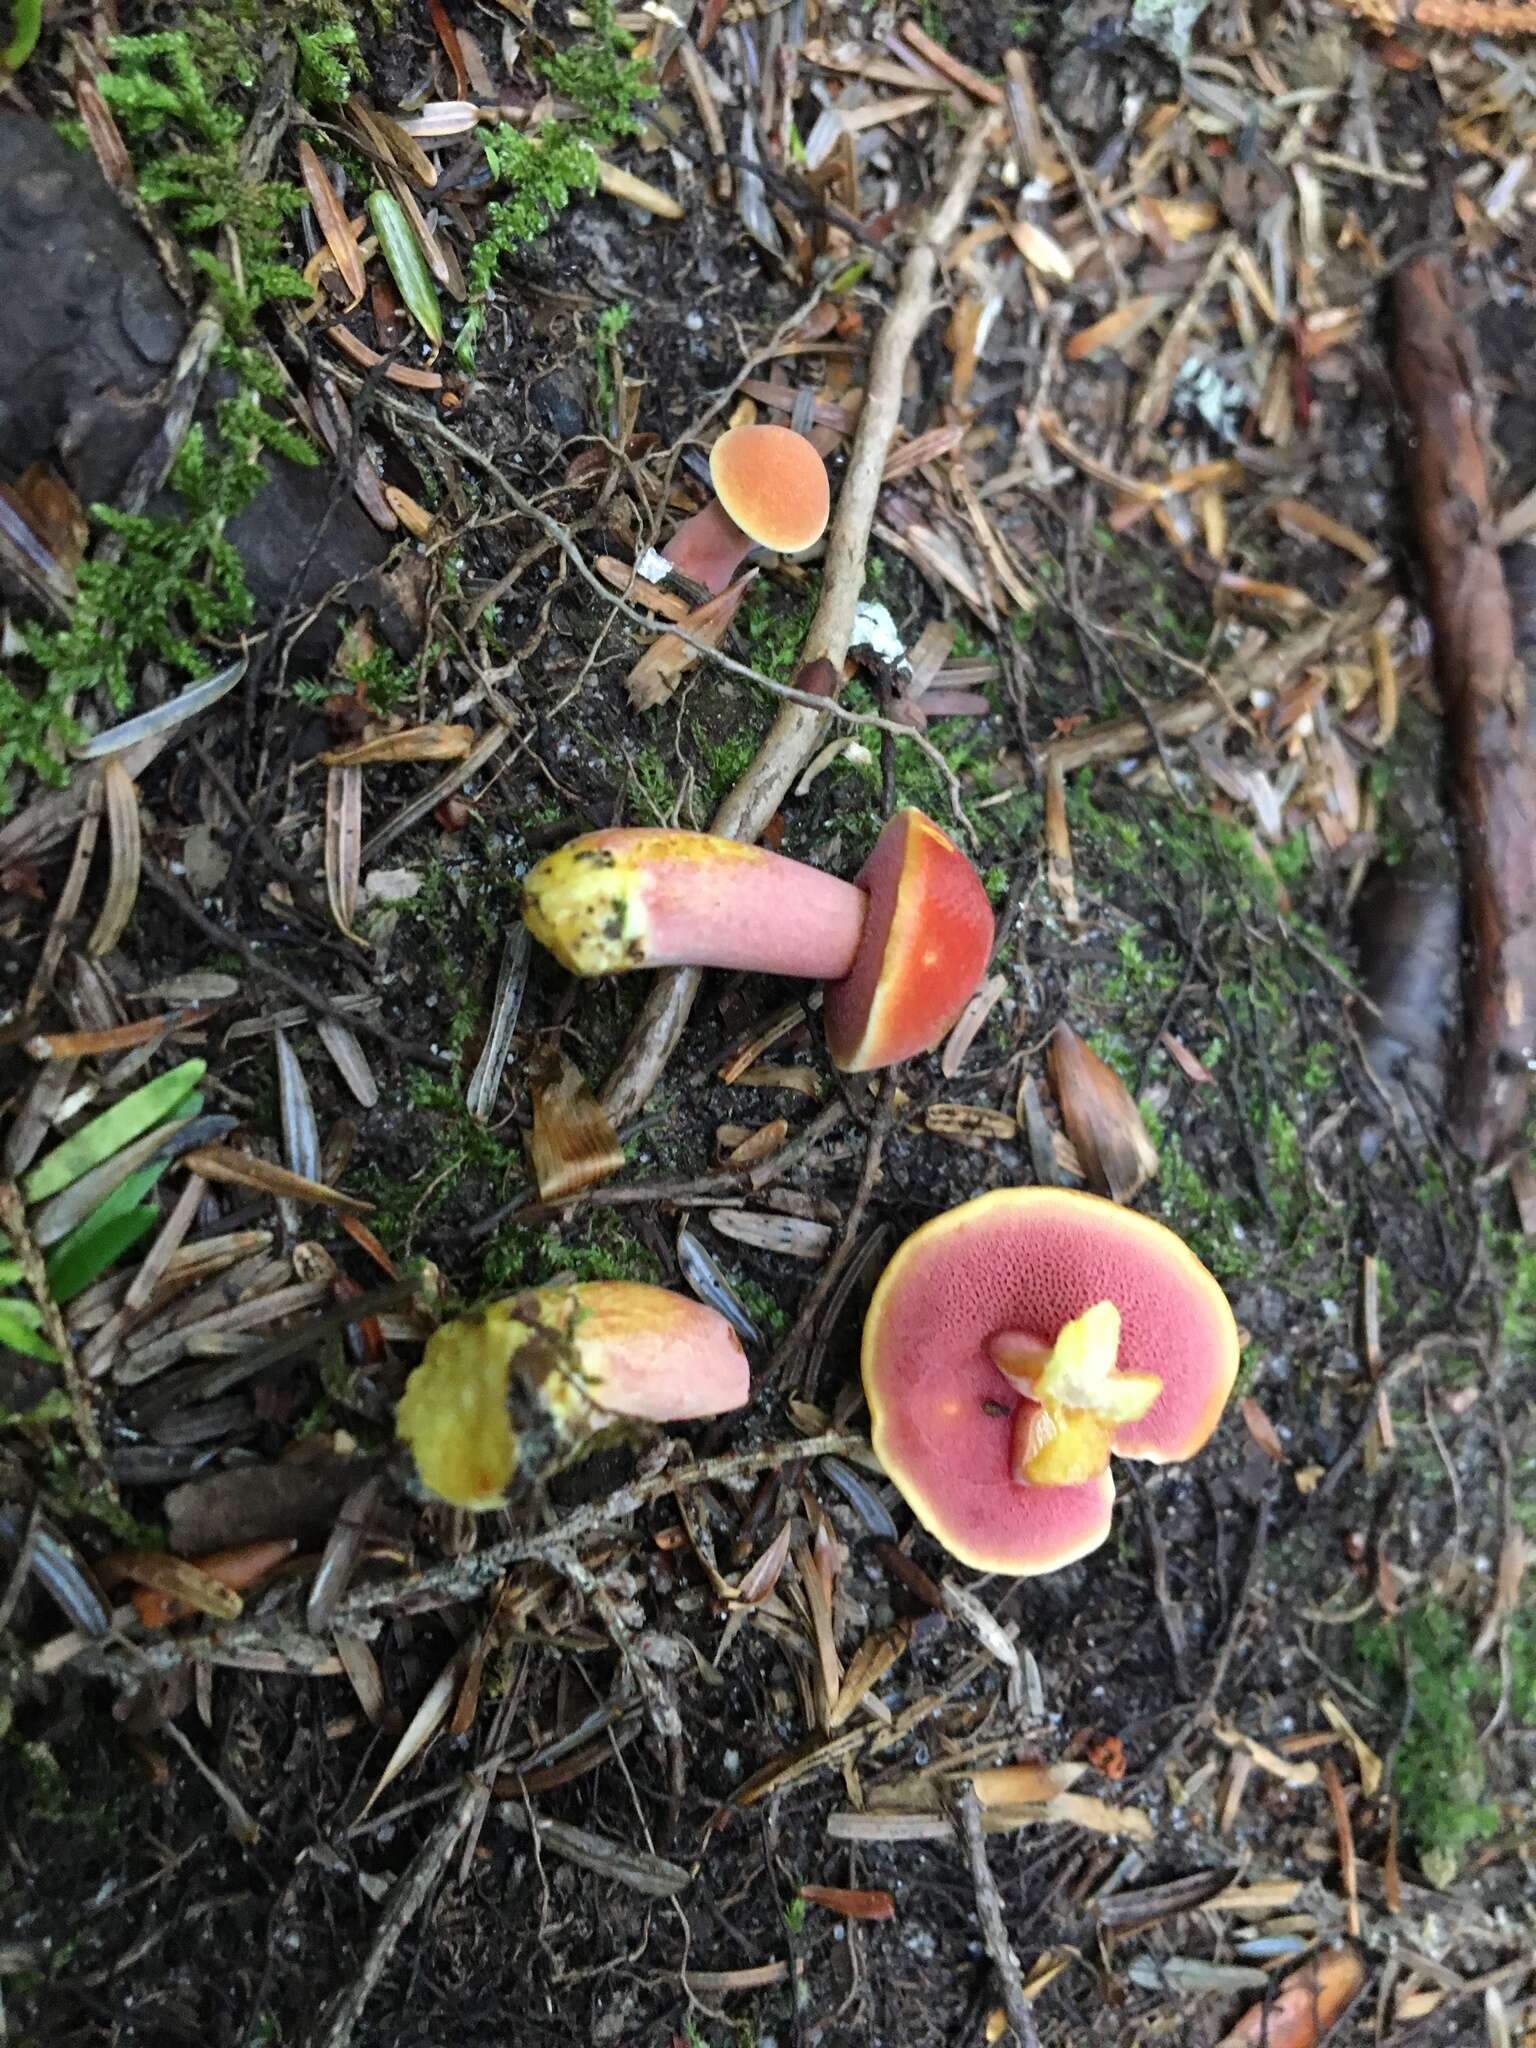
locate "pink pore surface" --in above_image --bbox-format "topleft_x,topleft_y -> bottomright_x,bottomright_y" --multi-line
823,812 -> 993,1069
865,1193 -> 1237,1568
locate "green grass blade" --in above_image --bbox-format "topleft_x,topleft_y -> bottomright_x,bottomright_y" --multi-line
367,190 -> 443,346
60,1162 -> 167,1242
43,1162 -> 166,1298
2,0 -> 42,73
0,1298 -> 57,1362
45,1205 -> 159,1306
21,1059 -> 205,1203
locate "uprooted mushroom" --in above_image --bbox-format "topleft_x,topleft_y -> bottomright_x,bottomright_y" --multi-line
397,1281 -> 749,1509
521,808 -> 995,1073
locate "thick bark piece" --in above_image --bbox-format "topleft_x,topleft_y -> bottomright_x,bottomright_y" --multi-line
1393,257 -> 1536,1162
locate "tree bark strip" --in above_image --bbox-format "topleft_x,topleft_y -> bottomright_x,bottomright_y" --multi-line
1393,256 -> 1536,1163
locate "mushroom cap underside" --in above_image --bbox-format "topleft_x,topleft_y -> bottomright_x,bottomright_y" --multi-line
822,809 -> 993,1072
862,1188 -> 1240,1573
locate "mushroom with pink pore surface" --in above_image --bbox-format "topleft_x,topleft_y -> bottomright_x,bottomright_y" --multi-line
862,1189 -> 1240,1574
661,424 -> 830,594
521,809 -> 993,1073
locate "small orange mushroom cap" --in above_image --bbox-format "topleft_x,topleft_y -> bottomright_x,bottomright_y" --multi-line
862,1189 -> 1240,1574
710,423 -> 830,554
823,809 -> 994,1072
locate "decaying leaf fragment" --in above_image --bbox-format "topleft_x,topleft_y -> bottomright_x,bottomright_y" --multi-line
325,765 -> 363,941
799,1884 -> 895,1921
87,759 -> 141,957
626,574 -> 755,712
528,1053 -> 625,1201
319,725 -> 475,768
180,1144 -> 373,1215
298,141 -> 366,306
117,1539 -> 296,1628
1047,1023 -> 1158,1202
1213,1944 -> 1365,2048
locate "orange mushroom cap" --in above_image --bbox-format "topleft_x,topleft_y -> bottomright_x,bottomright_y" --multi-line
398,1282 -> 749,1509
710,423 -> 830,554
862,1189 -> 1240,1574
823,810 -> 994,1072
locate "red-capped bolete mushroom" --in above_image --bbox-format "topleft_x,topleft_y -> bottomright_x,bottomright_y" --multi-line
397,1281 -> 748,1509
522,809 -> 993,1072
862,1189 -> 1239,1574
661,424 -> 830,594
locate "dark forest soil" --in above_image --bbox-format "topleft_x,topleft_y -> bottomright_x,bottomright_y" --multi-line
2,5 -> 1534,2048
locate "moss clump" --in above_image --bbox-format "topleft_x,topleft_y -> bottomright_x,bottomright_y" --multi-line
482,1212 -> 659,1294
592,300 -> 632,418
739,587 -> 817,681
535,0 -> 652,142
1356,1602 -> 1501,1881
14,421 -> 263,791
1060,786 -> 1356,1291
455,125 -> 600,367
698,733 -> 761,813
93,29 -> 315,336
454,0 -> 655,365
5,14 -> 342,806
628,742 -> 680,824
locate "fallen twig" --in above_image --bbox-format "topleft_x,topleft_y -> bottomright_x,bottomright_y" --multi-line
0,1181 -> 111,1491
374,398 -> 969,808
1047,584 -> 1389,774
768,1084 -> 895,1391
598,110 -> 1002,1126
952,1783 -> 1042,2048
307,1783 -> 478,2048
53,1431 -> 865,1682
140,854 -> 451,1070
1393,255 -> 1536,1163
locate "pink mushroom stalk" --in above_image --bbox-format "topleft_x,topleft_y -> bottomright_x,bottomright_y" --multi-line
397,1281 -> 749,1510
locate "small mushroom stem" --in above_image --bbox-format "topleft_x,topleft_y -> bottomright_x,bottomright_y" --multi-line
992,1303 -> 1163,1491
523,829 -> 869,981
660,498 -> 754,594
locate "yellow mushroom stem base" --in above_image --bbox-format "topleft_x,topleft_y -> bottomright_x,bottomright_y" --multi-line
990,1301 -> 1163,1489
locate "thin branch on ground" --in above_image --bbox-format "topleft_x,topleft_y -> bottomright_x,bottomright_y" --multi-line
374,397 -> 970,815
1314,1333 -> 1460,1500
58,1431 -> 865,1683
0,1182 -> 110,1490
466,1097 -> 850,1242
1132,1471 -> 1191,1696
1394,254 -> 1536,1163
769,1081 -> 896,1390
952,1783 -> 1042,2048
1201,1486 -> 1273,1717
306,1784 -> 479,2048
140,853 -> 452,1070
